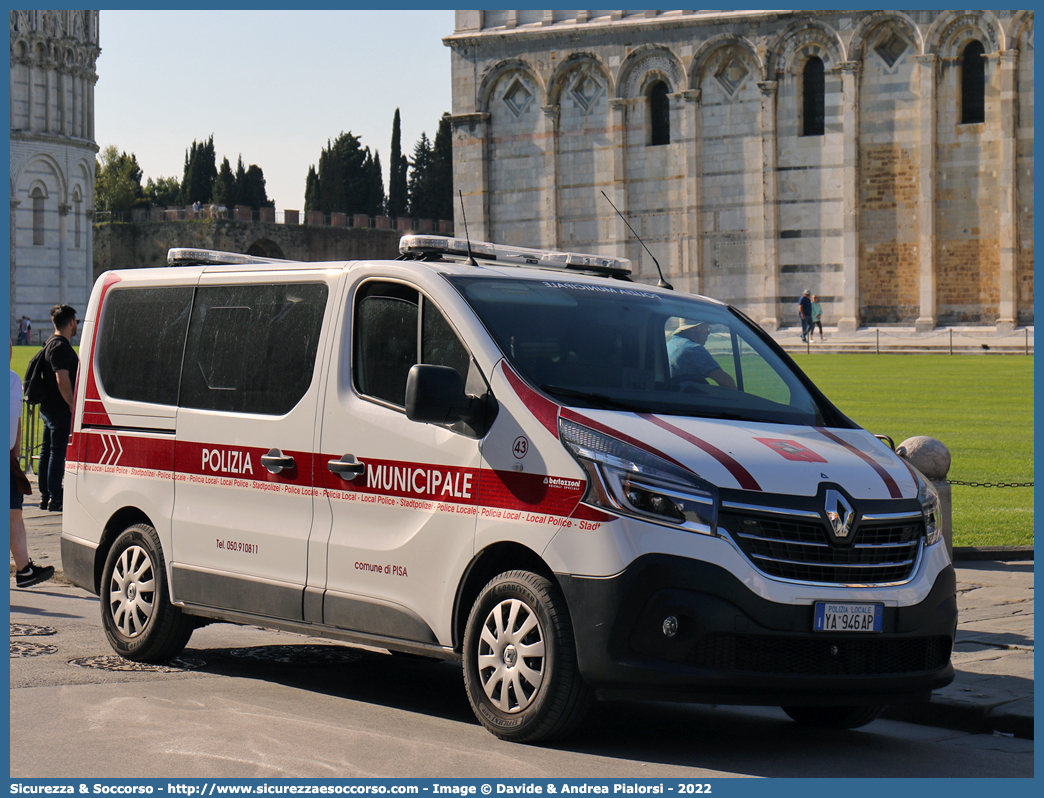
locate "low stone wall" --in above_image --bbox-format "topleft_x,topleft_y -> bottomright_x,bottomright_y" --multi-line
93,220 -> 403,278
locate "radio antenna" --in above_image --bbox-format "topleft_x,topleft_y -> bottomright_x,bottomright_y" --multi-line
458,190 -> 478,266
601,191 -> 673,290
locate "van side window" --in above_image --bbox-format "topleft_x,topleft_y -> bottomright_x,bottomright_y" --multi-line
96,286 -> 193,406
354,281 -> 470,408
179,283 -> 328,415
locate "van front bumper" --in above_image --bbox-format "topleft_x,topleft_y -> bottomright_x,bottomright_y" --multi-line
557,554 -> 956,706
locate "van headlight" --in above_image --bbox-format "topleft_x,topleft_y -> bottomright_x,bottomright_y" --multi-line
914,468 -> 942,546
559,418 -> 718,535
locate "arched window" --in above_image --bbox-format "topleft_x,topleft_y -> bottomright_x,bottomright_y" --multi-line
648,81 -> 670,145
802,57 -> 825,136
31,187 -> 45,246
961,40 -> 986,124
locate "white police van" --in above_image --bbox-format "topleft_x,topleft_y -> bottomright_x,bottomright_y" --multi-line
62,235 -> 956,742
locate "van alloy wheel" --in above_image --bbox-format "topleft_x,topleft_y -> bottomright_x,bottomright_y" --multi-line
476,597 -> 546,713
100,523 -> 194,662
463,570 -> 592,743
108,544 -> 156,639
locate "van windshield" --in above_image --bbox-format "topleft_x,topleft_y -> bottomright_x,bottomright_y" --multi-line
449,276 -> 832,427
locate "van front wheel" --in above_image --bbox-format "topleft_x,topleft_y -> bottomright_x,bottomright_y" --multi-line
463,571 -> 591,743
100,523 -> 194,662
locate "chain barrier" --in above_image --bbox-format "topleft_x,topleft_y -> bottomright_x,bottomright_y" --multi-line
948,480 -> 1034,488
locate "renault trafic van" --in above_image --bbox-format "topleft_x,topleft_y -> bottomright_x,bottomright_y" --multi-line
62,235 -> 956,742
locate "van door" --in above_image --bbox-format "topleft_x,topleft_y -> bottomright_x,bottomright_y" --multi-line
316,279 -> 482,647
169,275 -> 332,620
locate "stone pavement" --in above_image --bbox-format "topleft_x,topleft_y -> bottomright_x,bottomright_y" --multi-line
12,476 -> 1034,740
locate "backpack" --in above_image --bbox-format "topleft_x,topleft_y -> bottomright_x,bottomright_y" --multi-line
23,345 -> 51,405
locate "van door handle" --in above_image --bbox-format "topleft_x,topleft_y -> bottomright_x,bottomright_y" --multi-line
261,448 -> 296,474
328,454 -> 365,480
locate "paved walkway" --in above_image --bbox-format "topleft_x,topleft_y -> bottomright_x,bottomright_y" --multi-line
12,477 -> 1034,739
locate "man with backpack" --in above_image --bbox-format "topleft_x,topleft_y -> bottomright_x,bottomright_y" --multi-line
33,305 -> 78,512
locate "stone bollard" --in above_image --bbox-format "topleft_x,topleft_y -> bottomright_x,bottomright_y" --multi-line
896,436 -> 953,561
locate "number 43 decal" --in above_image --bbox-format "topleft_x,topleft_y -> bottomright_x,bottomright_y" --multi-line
512,436 -> 529,459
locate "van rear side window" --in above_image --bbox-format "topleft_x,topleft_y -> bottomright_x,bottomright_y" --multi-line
179,283 -> 328,415
96,287 -> 193,406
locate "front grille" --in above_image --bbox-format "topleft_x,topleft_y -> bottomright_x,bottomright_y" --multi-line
720,510 -> 923,584
687,634 -> 951,676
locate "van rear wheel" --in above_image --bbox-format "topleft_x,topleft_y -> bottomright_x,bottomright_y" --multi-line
782,704 -> 884,729
463,571 -> 592,743
100,523 -> 194,662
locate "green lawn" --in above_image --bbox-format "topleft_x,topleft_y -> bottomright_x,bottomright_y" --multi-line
792,354 -> 1034,548
11,346 -> 1033,547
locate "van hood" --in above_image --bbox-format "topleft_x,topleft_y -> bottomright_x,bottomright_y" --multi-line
561,407 -> 916,501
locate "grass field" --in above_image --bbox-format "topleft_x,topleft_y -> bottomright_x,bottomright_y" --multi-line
792,354 -> 1034,547
11,347 -> 1033,547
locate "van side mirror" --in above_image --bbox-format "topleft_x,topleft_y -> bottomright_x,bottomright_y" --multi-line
405,364 -> 483,426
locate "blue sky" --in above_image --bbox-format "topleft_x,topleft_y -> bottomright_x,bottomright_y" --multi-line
95,9 -> 456,212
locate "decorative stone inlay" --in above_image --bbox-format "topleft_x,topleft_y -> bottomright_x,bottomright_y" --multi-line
570,70 -> 604,111
503,78 -> 534,117
715,54 -> 750,96
874,31 -> 910,67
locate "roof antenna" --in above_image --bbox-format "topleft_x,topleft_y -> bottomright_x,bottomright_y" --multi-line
601,190 -> 673,290
459,190 -> 478,266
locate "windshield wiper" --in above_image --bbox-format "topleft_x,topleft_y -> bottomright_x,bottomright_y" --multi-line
539,384 -> 647,413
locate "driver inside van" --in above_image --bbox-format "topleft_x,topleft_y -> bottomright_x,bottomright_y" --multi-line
667,321 -> 737,389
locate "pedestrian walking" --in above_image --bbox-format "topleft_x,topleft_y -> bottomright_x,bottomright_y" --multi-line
10,345 -> 54,588
811,294 -> 825,342
36,305 -> 78,513
798,290 -> 813,343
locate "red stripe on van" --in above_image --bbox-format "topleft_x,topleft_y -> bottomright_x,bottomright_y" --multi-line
638,413 -> 762,491
501,361 -> 560,437
814,427 -> 903,499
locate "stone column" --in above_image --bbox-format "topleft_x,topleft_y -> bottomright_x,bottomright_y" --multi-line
608,98 -> 630,263
540,104 -> 560,249
45,63 -> 54,133
26,63 -> 34,133
837,61 -> 862,334
914,54 -> 938,332
758,81 -> 781,329
897,436 -> 953,562
449,113 -> 491,241
85,208 -> 95,309
995,50 -> 1019,333
58,203 -> 70,303
681,89 -> 702,296
11,200 -> 20,334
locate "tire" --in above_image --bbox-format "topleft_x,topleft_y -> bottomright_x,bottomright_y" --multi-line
782,704 -> 884,730
462,570 -> 592,743
100,523 -> 194,662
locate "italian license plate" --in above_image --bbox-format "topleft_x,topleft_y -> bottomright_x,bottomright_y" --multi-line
813,602 -> 883,632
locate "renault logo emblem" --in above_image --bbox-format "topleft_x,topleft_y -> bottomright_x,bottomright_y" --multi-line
825,490 -> 856,539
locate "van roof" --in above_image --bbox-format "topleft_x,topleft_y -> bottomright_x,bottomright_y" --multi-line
167,236 -> 633,280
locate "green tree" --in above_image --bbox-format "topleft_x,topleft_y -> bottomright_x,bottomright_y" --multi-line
181,135 -> 217,204
95,145 -> 143,213
142,175 -> 181,209
387,108 -> 408,218
309,131 -> 383,216
241,164 -> 272,209
407,132 -> 434,219
430,113 -> 454,221
304,165 -> 320,212
213,157 -> 236,207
